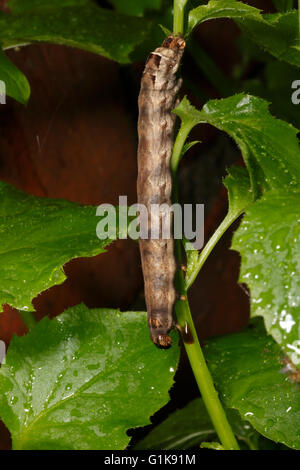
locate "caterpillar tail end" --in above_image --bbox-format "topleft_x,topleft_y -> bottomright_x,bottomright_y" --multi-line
151,333 -> 172,349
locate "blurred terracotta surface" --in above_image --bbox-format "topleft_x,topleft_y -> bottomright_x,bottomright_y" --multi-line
0,43 -> 143,320
0,304 -> 27,345
1,44 -> 138,203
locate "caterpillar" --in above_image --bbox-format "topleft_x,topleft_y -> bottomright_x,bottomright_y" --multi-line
137,35 -> 185,347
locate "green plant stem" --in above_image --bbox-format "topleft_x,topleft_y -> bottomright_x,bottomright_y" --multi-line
171,133 -> 239,451
173,0 -> 188,35
186,210 -> 241,290
171,122 -> 195,175
174,271 -> 240,450
18,310 -> 37,331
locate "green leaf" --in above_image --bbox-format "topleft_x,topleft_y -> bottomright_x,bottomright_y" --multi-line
0,181 -> 116,310
236,11 -> 300,69
135,397 -> 258,450
0,49 -> 30,104
187,2 -> 300,68
205,320 -> 300,449
187,0 -> 263,35
176,94 -> 300,292
174,94 -> 300,198
109,0 -> 162,17
232,189 -> 300,365
0,4 -> 159,64
0,304 -> 179,449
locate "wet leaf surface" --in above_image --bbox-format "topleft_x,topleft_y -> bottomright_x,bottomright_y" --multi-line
205,320 -> 300,449
232,190 -> 300,364
0,182 -> 115,310
174,94 -> 300,197
0,304 -> 179,449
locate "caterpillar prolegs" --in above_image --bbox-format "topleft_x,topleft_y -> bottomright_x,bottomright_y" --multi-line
137,35 -> 185,347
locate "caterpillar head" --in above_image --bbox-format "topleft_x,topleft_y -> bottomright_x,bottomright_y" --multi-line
162,35 -> 185,50
146,35 -> 185,78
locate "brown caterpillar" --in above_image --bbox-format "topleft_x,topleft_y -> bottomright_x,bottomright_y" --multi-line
137,35 -> 185,348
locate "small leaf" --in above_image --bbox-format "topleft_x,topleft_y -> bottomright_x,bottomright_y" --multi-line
174,94 -> 300,197
232,189 -> 300,364
159,24 -> 172,37
0,49 -> 30,104
0,181 -> 117,310
205,319 -> 300,450
0,4 -> 159,64
223,165 -> 253,217
184,239 -> 200,290
0,304 -> 179,449
180,141 -> 200,160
